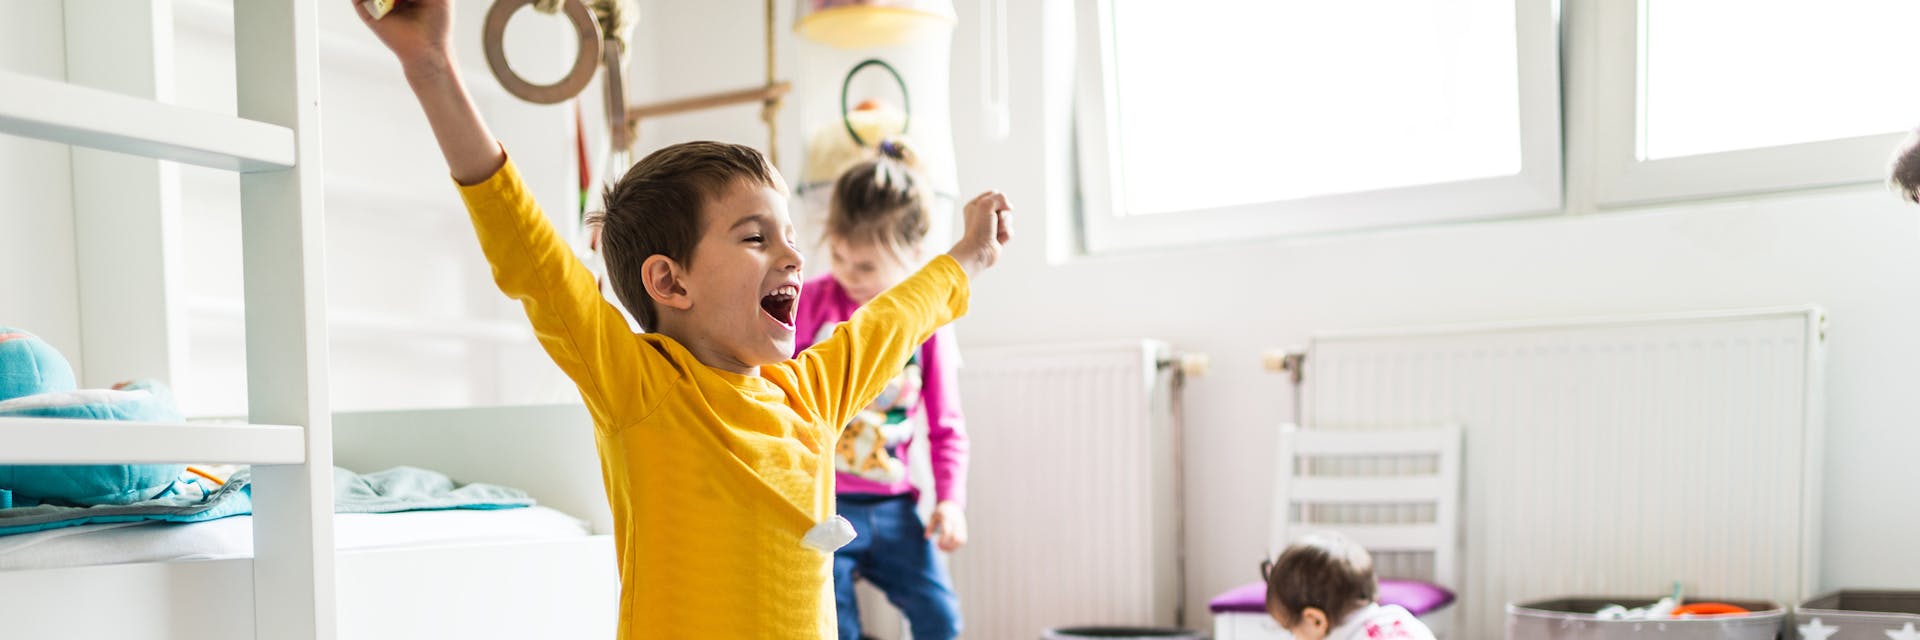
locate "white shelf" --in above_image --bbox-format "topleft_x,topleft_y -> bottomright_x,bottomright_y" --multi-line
0,69 -> 294,172
0,417 -> 304,465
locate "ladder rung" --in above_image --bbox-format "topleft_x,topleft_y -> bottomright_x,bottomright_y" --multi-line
0,69 -> 295,172
0,417 -> 305,465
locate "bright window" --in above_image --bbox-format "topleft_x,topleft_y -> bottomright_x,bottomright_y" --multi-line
1593,0 -> 1920,206
1642,0 -> 1920,160
1075,0 -> 1562,251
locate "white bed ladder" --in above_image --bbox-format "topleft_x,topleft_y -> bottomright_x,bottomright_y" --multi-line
0,1 -> 335,638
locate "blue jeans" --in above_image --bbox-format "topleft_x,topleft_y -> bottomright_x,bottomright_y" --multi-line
833,493 -> 962,640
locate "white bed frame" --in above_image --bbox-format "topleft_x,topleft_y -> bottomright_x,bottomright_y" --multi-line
0,403 -> 618,640
0,3 -> 616,636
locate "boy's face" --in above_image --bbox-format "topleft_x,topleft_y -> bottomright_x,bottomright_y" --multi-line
683,180 -> 805,369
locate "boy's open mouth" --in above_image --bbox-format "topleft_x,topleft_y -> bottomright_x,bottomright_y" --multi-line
760,284 -> 799,329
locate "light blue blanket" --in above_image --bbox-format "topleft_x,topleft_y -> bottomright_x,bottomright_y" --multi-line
0,466 -> 533,536
332,466 -> 532,514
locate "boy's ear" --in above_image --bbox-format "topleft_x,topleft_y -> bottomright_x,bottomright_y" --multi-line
641,254 -> 692,311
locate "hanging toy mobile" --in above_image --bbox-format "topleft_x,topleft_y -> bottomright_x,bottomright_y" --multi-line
791,0 -> 962,252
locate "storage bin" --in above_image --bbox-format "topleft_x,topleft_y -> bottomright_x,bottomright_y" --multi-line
1507,597 -> 1784,640
1792,590 -> 1920,640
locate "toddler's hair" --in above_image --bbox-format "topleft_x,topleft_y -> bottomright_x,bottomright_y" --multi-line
587,141 -> 784,332
826,138 -> 930,252
1893,126 -> 1920,204
1264,531 -> 1377,628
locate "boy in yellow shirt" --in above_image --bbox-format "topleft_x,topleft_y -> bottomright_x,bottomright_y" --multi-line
353,2 -> 1014,637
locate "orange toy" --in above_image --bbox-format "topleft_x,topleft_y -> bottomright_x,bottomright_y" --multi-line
1672,602 -> 1750,617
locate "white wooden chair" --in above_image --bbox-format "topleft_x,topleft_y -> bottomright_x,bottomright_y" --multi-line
1212,423 -> 1463,640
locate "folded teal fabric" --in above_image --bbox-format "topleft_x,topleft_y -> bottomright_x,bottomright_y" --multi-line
0,469 -> 253,536
0,466 -> 533,536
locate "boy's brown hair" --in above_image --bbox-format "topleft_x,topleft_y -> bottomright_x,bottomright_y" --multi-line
1264,532 -> 1378,627
587,141 -> 785,332
826,138 -> 930,252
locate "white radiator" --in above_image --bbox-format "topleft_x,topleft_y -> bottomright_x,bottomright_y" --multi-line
944,340 -> 1183,639
1300,307 -> 1826,639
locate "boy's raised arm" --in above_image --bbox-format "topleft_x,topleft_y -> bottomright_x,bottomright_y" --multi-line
352,0 -> 503,184
943,191 -> 1013,278
353,0 -> 653,425
788,192 -> 1013,431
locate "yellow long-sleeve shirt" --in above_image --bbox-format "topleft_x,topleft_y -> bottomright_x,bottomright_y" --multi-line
456,157 -> 968,638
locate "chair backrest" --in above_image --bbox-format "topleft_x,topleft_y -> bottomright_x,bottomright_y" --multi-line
1270,423 -> 1462,588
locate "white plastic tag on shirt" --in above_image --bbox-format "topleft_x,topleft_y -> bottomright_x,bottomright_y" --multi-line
802,515 -> 858,553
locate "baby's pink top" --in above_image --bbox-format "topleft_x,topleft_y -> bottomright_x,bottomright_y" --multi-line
794,272 -> 969,506
1330,604 -> 1436,640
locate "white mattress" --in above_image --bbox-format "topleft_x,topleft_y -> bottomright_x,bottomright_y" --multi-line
0,506 -> 592,572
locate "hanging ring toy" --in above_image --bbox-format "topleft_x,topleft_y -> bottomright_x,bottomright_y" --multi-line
483,0 -> 603,105
841,58 -> 911,147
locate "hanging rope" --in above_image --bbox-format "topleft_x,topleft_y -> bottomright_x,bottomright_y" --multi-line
529,0 -> 635,60
529,0 -> 634,57
763,0 -> 780,167
590,0 -> 638,152
595,0 -> 641,59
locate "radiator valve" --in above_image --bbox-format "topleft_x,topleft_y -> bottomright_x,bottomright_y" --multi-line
1262,348 -> 1306,385
1158,353 -> 1210,377
1176,353 -> 1209,377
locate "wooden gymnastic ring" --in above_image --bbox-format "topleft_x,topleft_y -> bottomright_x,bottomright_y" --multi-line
483,0 -> 602,105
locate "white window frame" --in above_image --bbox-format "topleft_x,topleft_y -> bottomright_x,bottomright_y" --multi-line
1072,0 -> 1564,253
1590,0 -> 1912,208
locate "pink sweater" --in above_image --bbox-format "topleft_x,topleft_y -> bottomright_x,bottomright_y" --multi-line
795,272 -> 969,506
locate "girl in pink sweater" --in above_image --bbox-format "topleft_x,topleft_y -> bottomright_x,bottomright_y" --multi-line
794,139 -> 969,640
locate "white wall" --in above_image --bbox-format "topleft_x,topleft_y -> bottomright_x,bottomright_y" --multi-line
0,1 -> 81,362
633,0 -> 1920,629
0,0 -> 588,413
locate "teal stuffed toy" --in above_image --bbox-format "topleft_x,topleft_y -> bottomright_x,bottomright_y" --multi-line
0,327 -> 188,507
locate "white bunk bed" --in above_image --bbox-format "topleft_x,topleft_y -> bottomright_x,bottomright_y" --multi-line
0,2 -> 618,637
0,404 -> 617,640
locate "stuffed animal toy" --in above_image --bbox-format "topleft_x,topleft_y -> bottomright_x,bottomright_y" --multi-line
0,328 -> 188,507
